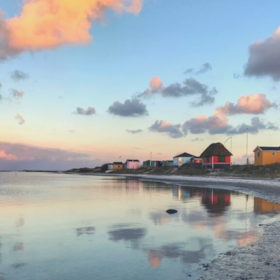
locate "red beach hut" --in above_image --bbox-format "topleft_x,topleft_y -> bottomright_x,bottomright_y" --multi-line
200,142 -> 232,169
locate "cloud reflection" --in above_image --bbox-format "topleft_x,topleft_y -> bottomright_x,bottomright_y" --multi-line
13,242 -> 24,252
76,227 -> 95,236
108,227 -> 146,242
11,262 -> 26,269
147,239 -> 212,268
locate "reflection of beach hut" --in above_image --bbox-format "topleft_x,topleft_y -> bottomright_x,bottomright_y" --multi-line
200,143 -> 232,169
254,197 -> 280,214
125,179 -> 140,191
173,186 -> 191,201
253,146 -> 280,166
125,159 -> 140,169
173,152 -> 195,167
201,190 -> 231,214
113,162 -> 124,170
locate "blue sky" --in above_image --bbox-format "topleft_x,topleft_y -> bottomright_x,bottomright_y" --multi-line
0,0 -> 279,169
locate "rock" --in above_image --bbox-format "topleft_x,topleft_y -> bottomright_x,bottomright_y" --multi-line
166,209 -> 178,214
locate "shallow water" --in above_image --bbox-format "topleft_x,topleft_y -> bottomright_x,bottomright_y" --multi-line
0,172 -> 279,280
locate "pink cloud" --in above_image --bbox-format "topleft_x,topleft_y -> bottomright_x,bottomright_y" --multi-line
0,150 -> 17,160
150,76 -> 163,92
0,142 -> 103,170
183,94 -> 277,135
215,93 -> 277,116
0,0 -> 142,59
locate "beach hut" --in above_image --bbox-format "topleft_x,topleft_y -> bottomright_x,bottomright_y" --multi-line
190,156 -> 202,164
125,160 -> 140,169
161,160 -> 173,167
113,162 -> 124,170
253,146 -> 280,166
173,152 -> 195,167
143,160 -> 161,167
200,143 -> 232,169
101,163 -> 114,172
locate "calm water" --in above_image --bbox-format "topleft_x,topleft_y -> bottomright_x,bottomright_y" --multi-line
0,172 -> 279,280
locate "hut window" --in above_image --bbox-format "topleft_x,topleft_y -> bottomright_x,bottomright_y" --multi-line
206,157 -> 210,163
218,156 -> 226,162
179,157 -> 182,164
257,152 -> 260,158
272,152 -> 275,156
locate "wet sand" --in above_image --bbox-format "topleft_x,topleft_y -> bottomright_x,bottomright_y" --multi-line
199,220 -> 280,280
109,174 -> 280,279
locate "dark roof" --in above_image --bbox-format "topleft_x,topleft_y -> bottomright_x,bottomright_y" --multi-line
191,156 -> 201,159
174,152 -> 195,158
113,162 -> 123,164
200,143 -> 232,157
255,146 -> 280,151
126,159 -> 140,162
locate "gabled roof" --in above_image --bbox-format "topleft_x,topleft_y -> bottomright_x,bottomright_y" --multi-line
200,143 -> 232,157
191,156 -> 202,159
253,146 -> 280,152
113,162 -> 123,164
174,152 -> 195,158
126,159 -> 140,162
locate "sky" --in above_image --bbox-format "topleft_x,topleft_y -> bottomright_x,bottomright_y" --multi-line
0,0 -> 279,170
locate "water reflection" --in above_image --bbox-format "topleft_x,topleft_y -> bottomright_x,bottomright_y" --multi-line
173,187 -> 191,201
254,197 -> 280,214
148,250 -> 162,267
13,242 -> 24,252
108,225 -> 147,242
11,262 -> 26,269
15,217 -> 24,229
76,227 -> 95,236
149,212 -> 169,225
201,191 -> 230,215
0,173 -> 279,280
173,186 -> 231,214
125,180 -> 140,193
147,239 -> 213,268
143,181 -> 173,193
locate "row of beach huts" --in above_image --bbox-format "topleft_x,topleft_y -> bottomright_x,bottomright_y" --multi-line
102,142 -> 233,171
101,142 -> 280,172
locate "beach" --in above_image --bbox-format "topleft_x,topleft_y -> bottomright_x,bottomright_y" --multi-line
104,173 -> 280,279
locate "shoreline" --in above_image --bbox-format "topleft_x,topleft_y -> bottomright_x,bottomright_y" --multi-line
85,173 -> 280,279
84,173 -> 280,203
